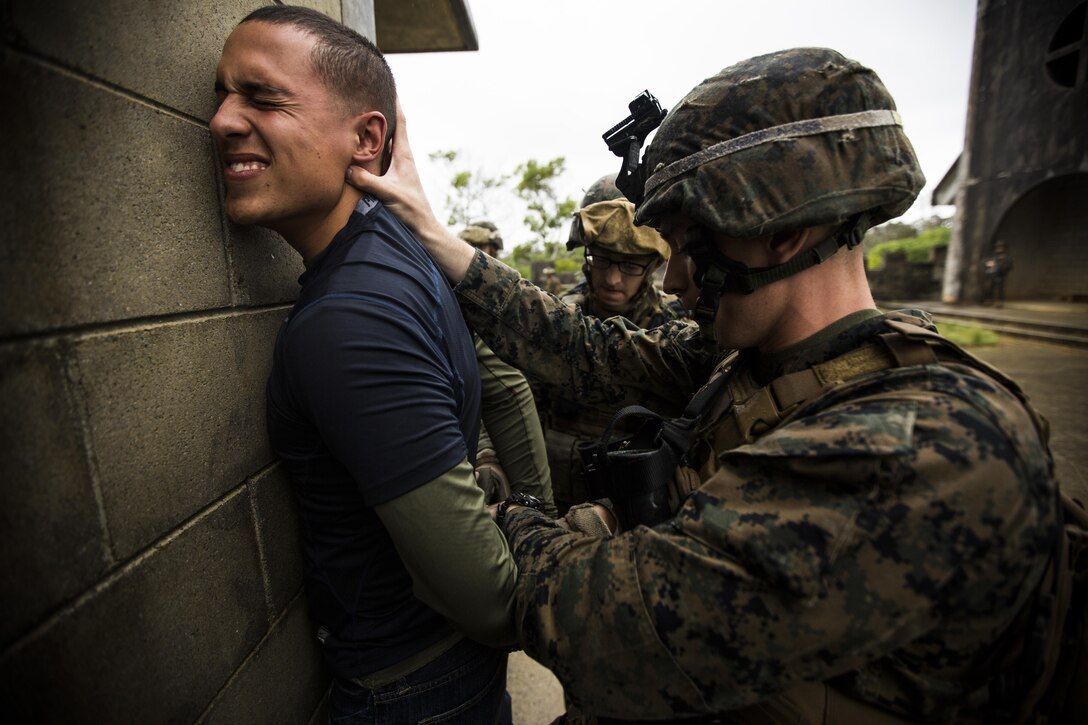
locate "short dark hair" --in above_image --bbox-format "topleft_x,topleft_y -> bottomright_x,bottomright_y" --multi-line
240,5 -> 396,142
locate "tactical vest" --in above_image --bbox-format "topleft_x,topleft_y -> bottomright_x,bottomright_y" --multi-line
601,313 -> 1086,724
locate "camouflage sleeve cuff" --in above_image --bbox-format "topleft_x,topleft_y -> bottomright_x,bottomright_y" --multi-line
501,505 -> 554,541
454,250 -> 523,322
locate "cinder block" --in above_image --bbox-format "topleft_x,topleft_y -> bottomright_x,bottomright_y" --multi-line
0,341 -> 105,648
2,490 -> 267,723
71,309 -> 286,558
227,223 -> 304,307
249,465 -> 306,616
200,596 -> 329,725
0,51 -> 232,336
7,0 -> 267,120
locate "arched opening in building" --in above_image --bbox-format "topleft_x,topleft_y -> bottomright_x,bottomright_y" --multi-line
989,172 -> 1088,301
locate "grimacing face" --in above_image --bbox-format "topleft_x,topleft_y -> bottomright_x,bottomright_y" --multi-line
210,21 -> 359,237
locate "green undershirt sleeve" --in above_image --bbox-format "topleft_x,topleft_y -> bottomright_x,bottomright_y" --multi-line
476,335 -> 557,515
375,458 -> 518,649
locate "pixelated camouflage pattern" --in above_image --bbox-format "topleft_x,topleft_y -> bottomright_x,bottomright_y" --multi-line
569,174 -> 625,246
456,252 -> 717,417
560,279 -> 685,333
635,48 -> 926,237
572,200 -> 672,258
580,173 -> 624,209
454,254 -> 1057,721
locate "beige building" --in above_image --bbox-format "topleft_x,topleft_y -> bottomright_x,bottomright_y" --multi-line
0,1 -> 476,721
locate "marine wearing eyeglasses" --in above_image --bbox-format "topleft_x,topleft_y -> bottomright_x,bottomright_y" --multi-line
561,175 -> 684,324
538,183 -> 690,515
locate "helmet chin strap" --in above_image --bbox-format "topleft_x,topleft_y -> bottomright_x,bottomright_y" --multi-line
688,216 -> 865,339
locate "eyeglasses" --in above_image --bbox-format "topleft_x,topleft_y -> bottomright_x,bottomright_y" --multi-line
584,253 -> 653,276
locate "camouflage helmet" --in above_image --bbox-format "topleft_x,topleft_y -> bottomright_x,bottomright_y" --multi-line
572,200 -> 670,259
457,219 -> 504,251
568,174 -> 633,249
634,48 -> 926,238
580,174 -> 624,209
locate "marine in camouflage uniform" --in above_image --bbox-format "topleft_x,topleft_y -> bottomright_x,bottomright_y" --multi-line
348,48 -> 1060,724
562,173 -> 685,330
544,183 -> 689,514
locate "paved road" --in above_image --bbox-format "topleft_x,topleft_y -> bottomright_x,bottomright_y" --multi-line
971,338 -> 1088,501
507,336 -> 1088,724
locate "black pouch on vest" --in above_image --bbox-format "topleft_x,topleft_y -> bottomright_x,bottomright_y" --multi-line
578,375 -> 728,531
578,410 -> 678,530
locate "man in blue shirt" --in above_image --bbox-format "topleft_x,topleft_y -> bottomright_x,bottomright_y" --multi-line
211,7 -> 517,722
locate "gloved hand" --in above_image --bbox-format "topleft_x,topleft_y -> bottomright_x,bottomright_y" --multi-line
558,501 -> 617,537
474,448 -> 511,504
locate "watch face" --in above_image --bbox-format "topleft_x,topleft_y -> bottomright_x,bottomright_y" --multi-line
511,492 -> 543,510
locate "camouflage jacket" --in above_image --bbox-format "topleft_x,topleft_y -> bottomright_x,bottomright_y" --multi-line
560,278 -> 687,331
457,253 -> 1058,722
537,279 -> 690,513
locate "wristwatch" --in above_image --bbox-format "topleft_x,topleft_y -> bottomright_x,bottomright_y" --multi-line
496,492 -> 546,527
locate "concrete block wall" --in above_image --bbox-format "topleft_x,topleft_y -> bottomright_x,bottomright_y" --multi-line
0,1 -> 366,721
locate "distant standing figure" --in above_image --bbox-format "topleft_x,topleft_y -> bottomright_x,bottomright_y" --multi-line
541,267 -> 562,295
984,241 -> 1013,307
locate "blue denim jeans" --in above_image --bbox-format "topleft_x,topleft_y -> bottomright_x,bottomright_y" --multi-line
328,637 -> 511,724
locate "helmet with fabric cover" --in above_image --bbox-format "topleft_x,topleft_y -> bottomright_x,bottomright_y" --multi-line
457,219 -> 504,251
568,174 -> 626,248
634,47 -> 925,239
573,200 -> 670,260
580,174 -> 624,209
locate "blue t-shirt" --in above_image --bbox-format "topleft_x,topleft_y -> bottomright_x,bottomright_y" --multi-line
266,196 -> 481,677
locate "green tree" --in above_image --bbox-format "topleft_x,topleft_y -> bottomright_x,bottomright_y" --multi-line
427,149 -> 509,227
513,157 -> 577,257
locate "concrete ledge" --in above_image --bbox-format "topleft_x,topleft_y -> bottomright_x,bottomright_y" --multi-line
878,300 -> 1088,348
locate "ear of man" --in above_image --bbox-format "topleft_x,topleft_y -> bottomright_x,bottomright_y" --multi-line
350,111 -> 388,174
765,228 -> 815,265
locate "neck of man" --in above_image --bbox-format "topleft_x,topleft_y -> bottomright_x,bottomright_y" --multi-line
280,186 -> 364,264
756,251 -> 876,354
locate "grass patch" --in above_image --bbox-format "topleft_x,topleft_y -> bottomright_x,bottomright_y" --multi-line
867,227 -> 950,270
937,322 -> 1000,347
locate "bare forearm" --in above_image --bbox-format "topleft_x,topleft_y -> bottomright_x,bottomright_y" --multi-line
412,217 -> 475,284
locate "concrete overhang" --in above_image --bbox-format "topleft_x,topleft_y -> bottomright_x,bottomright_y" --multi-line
375,0 -> 479,53
932,152 -> 964,206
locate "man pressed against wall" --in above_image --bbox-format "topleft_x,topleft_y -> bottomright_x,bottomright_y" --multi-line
211,7 -> 517,722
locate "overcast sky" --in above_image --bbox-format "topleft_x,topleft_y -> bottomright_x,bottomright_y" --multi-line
386,0 -> 978,248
